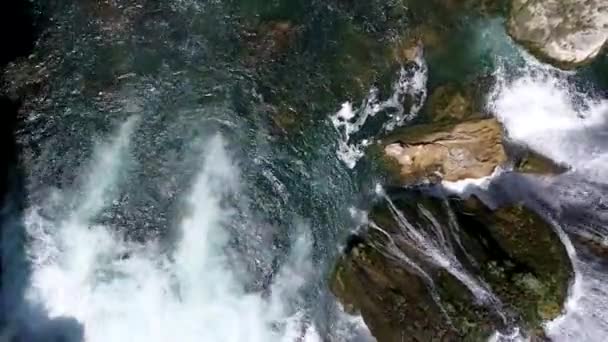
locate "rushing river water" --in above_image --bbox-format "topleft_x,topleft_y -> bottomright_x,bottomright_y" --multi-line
1,1 -> 608,341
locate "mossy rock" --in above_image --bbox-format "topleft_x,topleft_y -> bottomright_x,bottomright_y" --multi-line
330,189 -> 573,341
456,197 -> 573,328
379,118 -> 509,183
423,83 -> 485,123
506,0 -> 608,69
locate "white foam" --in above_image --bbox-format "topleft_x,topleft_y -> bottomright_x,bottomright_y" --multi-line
489,63 -> 608,341
488,327 -> 526,342
489,65 -> 608,181
329,304 -> 376,342
16,121 -> 315,341
330,53 -> 428,168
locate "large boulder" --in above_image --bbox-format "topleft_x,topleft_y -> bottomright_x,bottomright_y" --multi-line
377,116 -> 567,184
381,118 -> 507,183
507,0 -> 608,68
331,190 -> 573,341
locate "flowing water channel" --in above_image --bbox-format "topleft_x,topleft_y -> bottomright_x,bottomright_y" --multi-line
1,1 -> 608,341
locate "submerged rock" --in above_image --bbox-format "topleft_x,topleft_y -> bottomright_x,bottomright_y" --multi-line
331,190 -> 573,341
507,0 -> 608,68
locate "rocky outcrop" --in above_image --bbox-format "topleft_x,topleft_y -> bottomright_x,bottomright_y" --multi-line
375,84 -> 567,184
508,0 -> 608,67
381,118 -> 507,183
242,21 -> 299,68
514,149 -> 569,175
424,84 -> 481,123
331,190 -> 573,341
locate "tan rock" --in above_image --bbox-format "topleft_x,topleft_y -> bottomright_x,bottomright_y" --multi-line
383,118 -> 507,183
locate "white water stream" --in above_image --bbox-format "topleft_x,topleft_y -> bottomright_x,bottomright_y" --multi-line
3,11 -> 608,340
376,186 -> 502,308
5,118 -> 322,342
489,61 -> 608,341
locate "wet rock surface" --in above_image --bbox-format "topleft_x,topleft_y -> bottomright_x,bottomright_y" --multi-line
382,118 -> 508,183
2,0 -> 603,341
508,0 -> 608,68
331,189 -> 573,341
373,85 -> 567,184
423,83 -> 483,123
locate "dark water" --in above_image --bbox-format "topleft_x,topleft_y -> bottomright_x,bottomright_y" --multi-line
1,1 -> 607,341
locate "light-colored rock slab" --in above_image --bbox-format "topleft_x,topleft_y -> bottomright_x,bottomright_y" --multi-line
508,0 -> 608,67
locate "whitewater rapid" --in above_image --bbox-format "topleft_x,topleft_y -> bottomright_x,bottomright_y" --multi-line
489,61 -> 608,341
4,117 -> 324,342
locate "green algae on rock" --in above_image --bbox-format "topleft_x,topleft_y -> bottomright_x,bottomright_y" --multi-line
424,83 -> 481,123
331,190 -> 573,341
